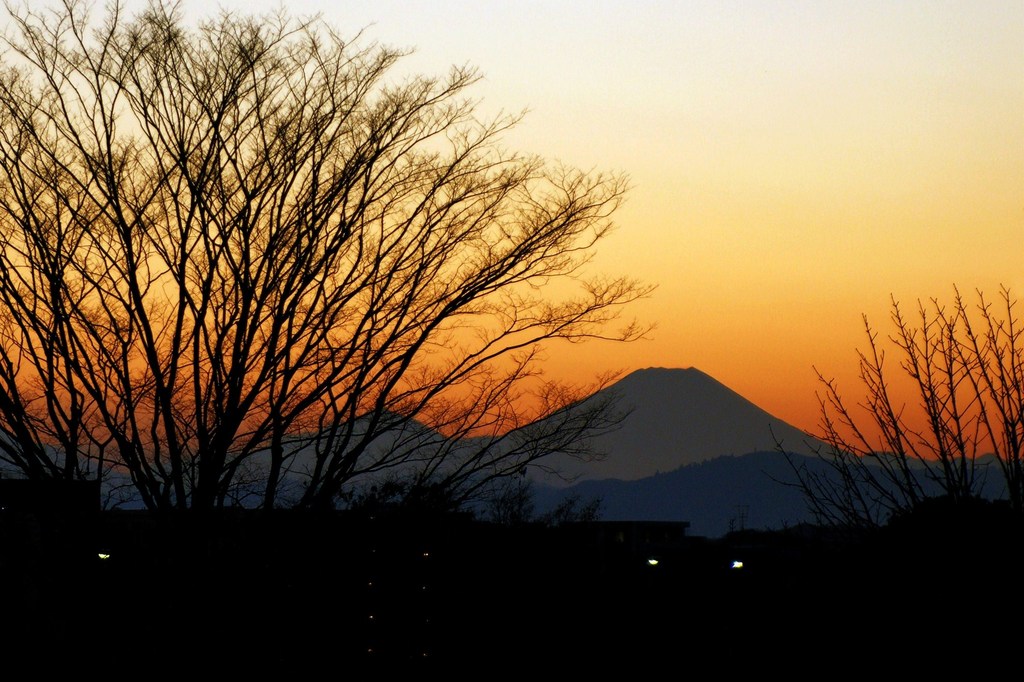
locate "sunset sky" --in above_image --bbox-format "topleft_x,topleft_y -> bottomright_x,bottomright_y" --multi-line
195,0 -> 1022,435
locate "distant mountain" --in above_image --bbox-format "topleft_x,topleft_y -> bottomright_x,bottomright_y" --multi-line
533,366 -> 824,485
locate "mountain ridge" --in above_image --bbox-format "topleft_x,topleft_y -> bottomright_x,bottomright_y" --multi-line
532,450 -> 813,538
532,449 -> 1012,538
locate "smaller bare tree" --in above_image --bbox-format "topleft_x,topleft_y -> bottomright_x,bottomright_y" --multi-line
788,286 -> 1024,528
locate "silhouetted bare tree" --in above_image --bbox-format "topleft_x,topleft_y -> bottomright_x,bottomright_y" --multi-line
788,286 -> 1024,527
0,0 -> 650,511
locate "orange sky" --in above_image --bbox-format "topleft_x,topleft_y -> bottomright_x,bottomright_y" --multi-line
182,0 -> 1022,437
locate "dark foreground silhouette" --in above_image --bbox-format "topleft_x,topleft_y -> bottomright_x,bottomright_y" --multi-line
1,492 -> 1021,676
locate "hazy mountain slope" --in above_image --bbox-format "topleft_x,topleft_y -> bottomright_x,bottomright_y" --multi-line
535,366 -> 823,485
533,450 -> 815,538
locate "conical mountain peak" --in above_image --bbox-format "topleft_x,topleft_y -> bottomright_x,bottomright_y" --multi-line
538,366 -> 820,484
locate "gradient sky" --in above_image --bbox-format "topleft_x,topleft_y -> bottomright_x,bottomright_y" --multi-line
185,0 -> 1022,435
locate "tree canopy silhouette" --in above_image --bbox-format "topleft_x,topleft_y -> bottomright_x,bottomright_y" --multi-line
0,0 -> 650,511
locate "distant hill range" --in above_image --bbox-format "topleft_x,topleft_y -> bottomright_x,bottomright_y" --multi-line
6,365 -> 1006,537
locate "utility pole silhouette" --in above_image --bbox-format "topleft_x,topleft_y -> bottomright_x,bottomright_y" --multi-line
733,505 -> 748,532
